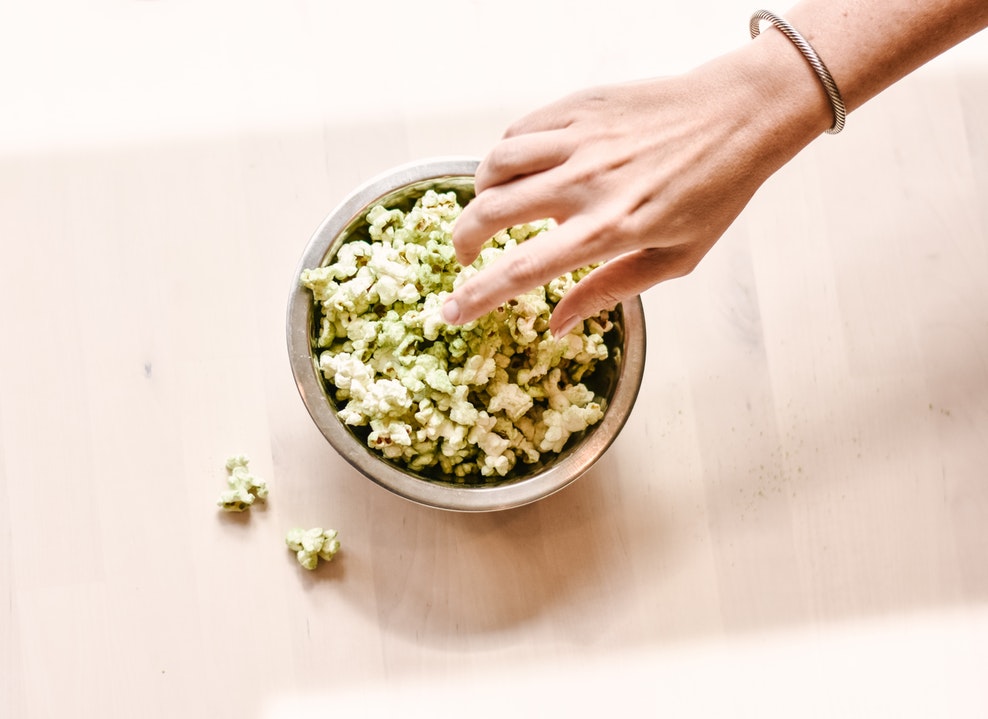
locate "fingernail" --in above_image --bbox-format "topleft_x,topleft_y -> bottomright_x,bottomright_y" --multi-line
441,298 -> 461,324
553,315 -> 579,337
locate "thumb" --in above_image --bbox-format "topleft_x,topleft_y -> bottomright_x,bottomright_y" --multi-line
549,245 -> 702,335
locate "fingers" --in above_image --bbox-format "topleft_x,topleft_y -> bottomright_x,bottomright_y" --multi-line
453,130 -> 575,267
501,86 -> 604,138
442,217 -> 609,326
549,246 -> 704,336
453,92 -> 605,266
473,129 -> 572,193
452,168 -> 573,267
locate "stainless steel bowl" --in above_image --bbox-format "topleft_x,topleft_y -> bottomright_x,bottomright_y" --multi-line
287,157 -> 646,512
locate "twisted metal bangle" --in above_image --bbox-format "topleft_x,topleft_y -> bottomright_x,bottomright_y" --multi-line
750,9 -> 846,134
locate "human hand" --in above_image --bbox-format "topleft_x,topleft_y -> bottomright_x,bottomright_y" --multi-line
441,41 -> 828,336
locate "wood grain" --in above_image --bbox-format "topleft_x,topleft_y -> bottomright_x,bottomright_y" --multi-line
1,3 -> 986,717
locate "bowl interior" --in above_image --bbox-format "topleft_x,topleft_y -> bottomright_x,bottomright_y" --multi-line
287,160 -> 645,511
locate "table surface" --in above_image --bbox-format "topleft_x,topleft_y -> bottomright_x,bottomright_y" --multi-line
2,2 -> 988,717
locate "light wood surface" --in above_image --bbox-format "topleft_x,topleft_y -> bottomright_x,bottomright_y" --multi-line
2,2 -> 987,717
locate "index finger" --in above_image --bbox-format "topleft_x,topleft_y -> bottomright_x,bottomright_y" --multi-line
501,87 -> 596,138
441,216 -> 612,326
473,129 -> 572,194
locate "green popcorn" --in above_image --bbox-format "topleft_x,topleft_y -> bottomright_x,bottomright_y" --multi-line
286,528 -> 341,571
217,455 -> 268,512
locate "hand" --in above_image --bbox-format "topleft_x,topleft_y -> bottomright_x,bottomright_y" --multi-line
442,44 -> 825,336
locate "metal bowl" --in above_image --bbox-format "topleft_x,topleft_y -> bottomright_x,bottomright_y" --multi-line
287,157 -> 646,512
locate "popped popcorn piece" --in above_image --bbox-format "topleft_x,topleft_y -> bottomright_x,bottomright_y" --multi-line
217,455 -> 269,512
285,528 -> 341,570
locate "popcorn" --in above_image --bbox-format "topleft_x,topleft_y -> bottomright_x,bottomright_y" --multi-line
300,189 -> 616,482
216,455 -> 269,512
285,528 -> 340,571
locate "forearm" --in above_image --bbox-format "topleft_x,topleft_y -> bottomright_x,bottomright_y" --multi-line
770,0 -> 988,114
711,0 -> 988,182
790,0 -> 988,112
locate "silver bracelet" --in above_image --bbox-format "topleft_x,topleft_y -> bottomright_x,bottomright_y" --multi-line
749,9 -> 846,134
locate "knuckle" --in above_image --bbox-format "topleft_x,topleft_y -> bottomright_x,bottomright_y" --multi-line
483,143 -> 515,176
584,283 -> 622,311
639,246 -> 700,280
455,278 -> 482,306
469,191 -> 509,229
584,209 -> 637,254
503,252 -> 545,289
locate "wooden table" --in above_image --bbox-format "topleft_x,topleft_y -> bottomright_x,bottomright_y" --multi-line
2,2 -> 987,716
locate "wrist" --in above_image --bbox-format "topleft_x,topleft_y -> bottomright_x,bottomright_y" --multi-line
750,10 -> 846,135
704,26 -> 837,177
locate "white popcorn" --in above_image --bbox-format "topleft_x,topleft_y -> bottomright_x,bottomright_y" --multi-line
216,455 -> 268,512
286,528 -> 340,570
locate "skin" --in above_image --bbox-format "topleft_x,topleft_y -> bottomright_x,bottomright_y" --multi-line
441,0 -> 988,336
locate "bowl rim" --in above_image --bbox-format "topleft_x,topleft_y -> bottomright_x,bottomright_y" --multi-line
286,156 -> 646,512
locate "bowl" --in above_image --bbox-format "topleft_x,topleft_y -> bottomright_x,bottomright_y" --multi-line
286,157 -> 646,512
